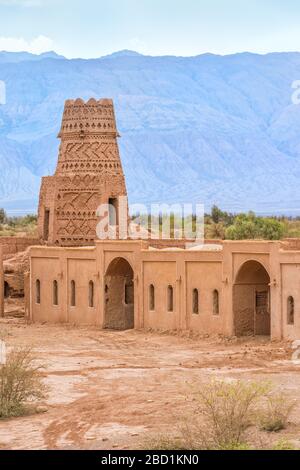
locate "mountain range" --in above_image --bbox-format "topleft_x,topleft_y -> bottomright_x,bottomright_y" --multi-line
0,49 -> 300,215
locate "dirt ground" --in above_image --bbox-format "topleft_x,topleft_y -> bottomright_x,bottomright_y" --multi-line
0,307 -> 300,450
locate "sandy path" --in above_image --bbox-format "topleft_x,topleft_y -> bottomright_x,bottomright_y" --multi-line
0,317 -> 299,450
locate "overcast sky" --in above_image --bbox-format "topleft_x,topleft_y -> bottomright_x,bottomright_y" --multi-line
0,0 -> 300,58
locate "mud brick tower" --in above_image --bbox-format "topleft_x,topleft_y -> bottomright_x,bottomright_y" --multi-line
38,98 -> 127,246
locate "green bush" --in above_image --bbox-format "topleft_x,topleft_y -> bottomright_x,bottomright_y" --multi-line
0,347 -> 46,419
225,213 -> 285,241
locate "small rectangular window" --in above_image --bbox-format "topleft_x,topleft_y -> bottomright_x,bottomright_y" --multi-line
193,289 -> 199,314
167,285 -> 174,312
70,280 -> 76,307
44,209 -> 50,241
287,296 -> 295,325
53,280 -> 58,306
256,291 -> 268,309
213,290 -> 219,315
36,279 -> 41,304
108,198 -> 118,226
89,281 -> 94,308
149,284 -> 155,311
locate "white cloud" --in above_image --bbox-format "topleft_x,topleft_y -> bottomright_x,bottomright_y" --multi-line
0,35 -> 54,54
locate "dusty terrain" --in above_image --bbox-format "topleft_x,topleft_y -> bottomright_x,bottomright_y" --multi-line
0,308 -> 300,450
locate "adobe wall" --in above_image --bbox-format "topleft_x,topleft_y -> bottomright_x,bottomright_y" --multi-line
140,249 -> 225,334
0,237 -> 40,260
28,240 -> 300,340
28,241 -> 227,334
30,246 -> 98,325
3,246 -> 32,299
275,247 -> 300,341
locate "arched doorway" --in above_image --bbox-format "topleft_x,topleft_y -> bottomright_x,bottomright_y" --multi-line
233,260 -> 270,337
104,257 -> 134,330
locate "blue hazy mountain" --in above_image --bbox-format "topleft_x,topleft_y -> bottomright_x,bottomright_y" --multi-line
0,50 -> 300,214
0,50 -> 65,64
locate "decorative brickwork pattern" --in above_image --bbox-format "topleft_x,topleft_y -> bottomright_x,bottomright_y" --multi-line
38,98 -> 127,246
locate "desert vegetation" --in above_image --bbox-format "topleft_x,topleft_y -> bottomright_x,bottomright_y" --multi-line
132,205 -> 300,241
1,206 -> 300,240
0,209 -> 37,237
0,347 -> 46,419
144,379 -> 295,450
205,206 -> 286,240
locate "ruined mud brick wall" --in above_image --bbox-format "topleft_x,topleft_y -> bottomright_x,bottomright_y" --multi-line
0,237 -> 39,261
4,249 -> 30,298
38,98 -> 127,247
280,239 -> 300,251
0,237 -> 40,300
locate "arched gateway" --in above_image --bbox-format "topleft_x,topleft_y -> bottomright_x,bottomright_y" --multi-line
233,260 -> 271,337
104,257 -> 134,330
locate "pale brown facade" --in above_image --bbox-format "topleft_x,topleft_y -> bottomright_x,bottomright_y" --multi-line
27,97 -> 300,341
29,239 -> 300,340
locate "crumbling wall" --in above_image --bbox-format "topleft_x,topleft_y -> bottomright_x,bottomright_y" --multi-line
104,273 -> 134,330
233,284 -> 270,336
4,249 -> 30,298
233,260 -> 270,337
281,239 -> 300,251
0,237 -> 39,261
104,258 -> 134,330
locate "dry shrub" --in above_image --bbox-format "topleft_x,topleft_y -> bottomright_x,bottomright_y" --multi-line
272,439 -> 296,451
144,380 -> 269,450
259,393 -> 295,433
182,379 -> 269,450
144,436 -> 187,450
0,347 -> 46,419
143,379 -> 296,450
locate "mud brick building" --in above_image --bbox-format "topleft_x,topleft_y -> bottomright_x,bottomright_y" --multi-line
24,98 -> 300,341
